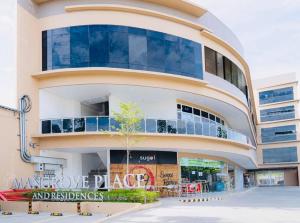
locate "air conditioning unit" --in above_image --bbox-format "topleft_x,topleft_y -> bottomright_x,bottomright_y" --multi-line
34,163 -> 44,172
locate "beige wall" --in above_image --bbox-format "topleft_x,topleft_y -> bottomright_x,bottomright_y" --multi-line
0,108 -> 34,190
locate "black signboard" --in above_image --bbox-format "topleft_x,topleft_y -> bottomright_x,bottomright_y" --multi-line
110,150 -> 177,164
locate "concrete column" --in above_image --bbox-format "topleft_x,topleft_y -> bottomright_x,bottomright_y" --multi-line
234,166 -> 244,191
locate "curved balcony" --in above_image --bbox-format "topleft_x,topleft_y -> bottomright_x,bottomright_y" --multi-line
40,116 -> 252,146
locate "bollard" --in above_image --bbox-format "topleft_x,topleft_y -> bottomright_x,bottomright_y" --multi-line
28,200 -> 32,212
77,202 -> 81,213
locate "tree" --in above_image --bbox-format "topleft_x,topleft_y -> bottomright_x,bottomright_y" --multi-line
112,102 -> 144,183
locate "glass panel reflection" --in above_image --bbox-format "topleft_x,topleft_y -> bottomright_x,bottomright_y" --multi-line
167,120 -> 177,134
63,119 -> 73,133
42,120 -> 51,134
157,120 -> 167,133
177,120 -> 186,134
86,117 -> 97,132
98,117 -> 109,131
74,118 -> 85,132
146,119 -> 156,133
52,119 -> 62,133
110,118 -> 120,132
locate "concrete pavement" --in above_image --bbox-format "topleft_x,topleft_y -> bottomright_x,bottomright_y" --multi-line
1,187 -> 300,223
105,187 -> 300,223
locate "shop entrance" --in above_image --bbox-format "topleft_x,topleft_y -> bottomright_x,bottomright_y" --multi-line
180,158 -> 229,192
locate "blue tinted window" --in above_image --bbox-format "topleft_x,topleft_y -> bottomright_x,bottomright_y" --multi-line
89,25 -> 109,66
180,40 -> 195,76
129,30 -> 147,70
259,87 -> 294,105
108,28 -> 129,68
52,28 -> 70,69
261,125 -> 296,143
147,31 -> 165,72
70,26 -> 89,67
43,25 -> 203,80
263,147 -> 298,163
260,106 -> 295,122
165,38 -> 180,74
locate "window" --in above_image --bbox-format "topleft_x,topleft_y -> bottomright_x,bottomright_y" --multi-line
51,28 -> 70,69
193,108 -> 200,116
201,111 -> 209,118
224,57 -> 232,83
263,147 -> 298,163
216,53 -> 224,79
231,63 -> 239,87
43,25 -> 203,79
260,106 -> 295,122
204,47 -> 248,97
178,103 -> 225,126
182,105 -> 192,113
261,125 -> 296,143
204,47 -> 217,74
259,87 -> 294,105
70,26 -> 89,67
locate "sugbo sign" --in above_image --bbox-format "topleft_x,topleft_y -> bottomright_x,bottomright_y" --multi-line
12,174 -> 145,190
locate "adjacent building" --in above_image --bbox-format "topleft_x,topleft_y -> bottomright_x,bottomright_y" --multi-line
1,0 -> 258,192
253,73 -> 300,186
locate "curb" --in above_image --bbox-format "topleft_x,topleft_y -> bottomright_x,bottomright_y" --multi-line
95,201 -> 162,222
179,197 -> 223,203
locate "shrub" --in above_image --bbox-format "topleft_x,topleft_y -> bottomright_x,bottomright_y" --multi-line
23,189 -> 159,204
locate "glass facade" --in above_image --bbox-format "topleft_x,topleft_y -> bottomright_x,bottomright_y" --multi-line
259,87 -> 294,105
177,103 -> 225,137
42,25 -> 203,79
261,125 -> 296,143
204,46 -> 247,97
256,171 -> 284,186
180,158 -> 229,192
263,147 -> 298,163
260,106 -> 295,122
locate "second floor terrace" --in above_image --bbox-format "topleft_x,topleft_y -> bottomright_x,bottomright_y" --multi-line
40,116 -> 253,146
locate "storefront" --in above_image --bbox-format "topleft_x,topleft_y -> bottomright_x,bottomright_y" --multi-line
255,168 -> 299,186
179,158 -> 230,192
110,150 -> 179,191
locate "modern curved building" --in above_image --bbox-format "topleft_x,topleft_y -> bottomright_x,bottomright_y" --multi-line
0,0 -> 258,192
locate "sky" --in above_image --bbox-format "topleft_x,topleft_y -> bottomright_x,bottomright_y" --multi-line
195,0 -> 300,78
0,0 -> 299,108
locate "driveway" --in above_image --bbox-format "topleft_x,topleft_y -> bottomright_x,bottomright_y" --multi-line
106,187 -> 300,223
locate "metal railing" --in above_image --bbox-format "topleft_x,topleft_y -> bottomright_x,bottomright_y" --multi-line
40,116 -> 252,145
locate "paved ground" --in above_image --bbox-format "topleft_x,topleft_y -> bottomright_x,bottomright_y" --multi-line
106,187 -> 300,223
0,212 -> 106,223
1,187 -> 300,223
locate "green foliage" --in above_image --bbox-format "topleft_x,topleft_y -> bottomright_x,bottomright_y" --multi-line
105,189 -> 159,203
112,102 -> 143,137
